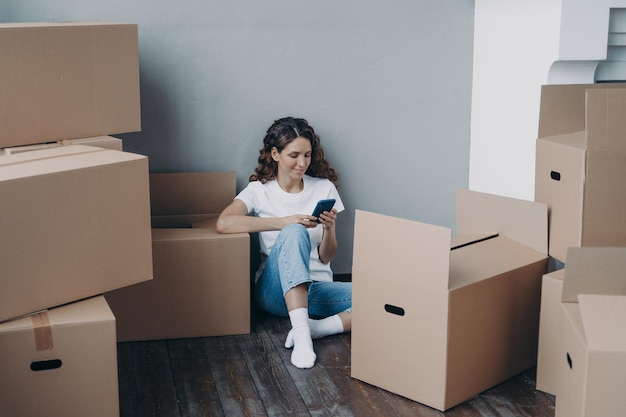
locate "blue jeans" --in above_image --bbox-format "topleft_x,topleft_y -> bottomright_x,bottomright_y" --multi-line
255,224 -> 352,318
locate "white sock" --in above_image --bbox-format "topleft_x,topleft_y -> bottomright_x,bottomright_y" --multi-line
285,314 -> 344,349
287,308 -> 316,369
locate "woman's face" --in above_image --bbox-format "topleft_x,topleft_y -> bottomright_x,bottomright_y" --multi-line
272,137 -> 312,183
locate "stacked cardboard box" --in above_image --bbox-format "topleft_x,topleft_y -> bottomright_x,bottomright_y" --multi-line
534,83 -> 626,410
105,171 -> 251,341
554,247 -> 626,417
351,189 -> 548,411
0,22 -> 149,417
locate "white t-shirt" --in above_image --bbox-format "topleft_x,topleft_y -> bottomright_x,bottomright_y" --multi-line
235,175 -> 344,282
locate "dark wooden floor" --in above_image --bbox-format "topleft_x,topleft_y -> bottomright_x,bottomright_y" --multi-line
117,308 -> 556,417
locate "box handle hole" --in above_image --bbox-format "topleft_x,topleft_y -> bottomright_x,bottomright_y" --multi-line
550,171 -> 561,181
30,359 -> 62,372
384,304 -> 405,316
566,352 -> 572,370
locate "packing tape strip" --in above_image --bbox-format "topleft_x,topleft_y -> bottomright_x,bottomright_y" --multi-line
31,312 -> 54,351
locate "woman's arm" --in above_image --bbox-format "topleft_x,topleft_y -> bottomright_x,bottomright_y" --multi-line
216,199 -> 317,234
317,209 -> 338,264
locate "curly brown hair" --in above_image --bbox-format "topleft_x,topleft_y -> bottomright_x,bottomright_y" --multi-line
249,117 -> 339,187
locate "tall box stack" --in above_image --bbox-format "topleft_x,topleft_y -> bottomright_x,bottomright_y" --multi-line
105,172 -> 251,341
534,83 -> 626,400
0,23 -> 150,417
351,190 -> 548,411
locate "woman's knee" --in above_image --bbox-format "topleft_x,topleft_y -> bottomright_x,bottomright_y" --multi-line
280,223 -> 309,239
276,223 -> 311,254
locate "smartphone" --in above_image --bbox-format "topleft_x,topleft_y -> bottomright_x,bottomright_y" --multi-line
311,199 -> 336,223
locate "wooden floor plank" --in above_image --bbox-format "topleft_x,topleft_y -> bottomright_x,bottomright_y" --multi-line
128,340 -> 181,417
117,342 -> 139,417
203,335 -> 267,416
167,338 -> 225,417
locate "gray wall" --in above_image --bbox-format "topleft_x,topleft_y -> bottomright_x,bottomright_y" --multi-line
2,1 -> 475,274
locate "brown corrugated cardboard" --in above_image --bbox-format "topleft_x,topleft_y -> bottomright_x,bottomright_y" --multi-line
351,189 -> 548,411
556,294 -> 626,417
535,85 -> 626,263
0,22 -> 140,148
538,83 -> 626,138
0,145 -> 152,322
536,268 -> 564,395
0,296 -> 119,417
1,136 -> 123,155
105,172 -> 250,341
554,247 -> 626,417
561,247 -> 626,302
149,171 -> 236,216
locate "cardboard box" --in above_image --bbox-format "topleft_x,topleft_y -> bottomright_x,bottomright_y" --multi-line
536,268 -> 564,395
105,218 -> 250,341
105,172 -> 251,341
0,145 -> 152,322
351,189 -> 548,411
535,84 -> 626,263
555,247 -> 626,417
1,136 -> 123,155
0,22 -> 140,148
0,296 -> 119,417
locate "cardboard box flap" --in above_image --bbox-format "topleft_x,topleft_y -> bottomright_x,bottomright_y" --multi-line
562,247 -> 626,302
455,189 -> 548,255
579,294 -> 626,351
538,83 -> 626,138
149,171 -> 236,216
353,210 -> 451,290
585,88 -> 626,150
449,235 -> 546,290
451,234 -> 497,249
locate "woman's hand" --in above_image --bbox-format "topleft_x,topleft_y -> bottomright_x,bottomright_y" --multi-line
317,208 -> 338,230
283,214 -> 319,229
318,208 -> 338,264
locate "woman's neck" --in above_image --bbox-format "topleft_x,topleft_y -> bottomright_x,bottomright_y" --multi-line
277,176 -> 304,194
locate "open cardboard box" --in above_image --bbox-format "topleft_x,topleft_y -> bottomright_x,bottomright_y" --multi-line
105,171 -> 251,341
0,296 -> 119,417
0,145 -> 152,322
351,189 -> 548,411
0,22 -> 140,148
555,247 -> 626,417
535,84 -> 626,263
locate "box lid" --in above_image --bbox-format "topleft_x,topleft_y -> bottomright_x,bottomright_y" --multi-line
353,210 -> 451,291
455,189 -> 548,255
538,83 -> 626,138
579,294 -> 626,351
538,84 -> 626,151
562,247 -> 626,303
